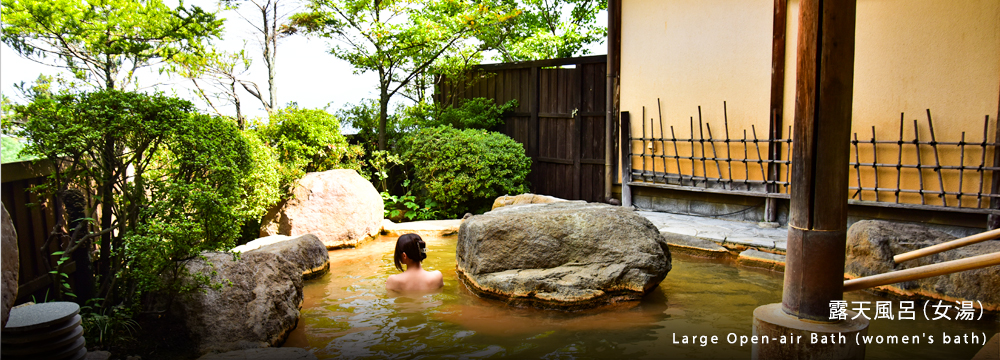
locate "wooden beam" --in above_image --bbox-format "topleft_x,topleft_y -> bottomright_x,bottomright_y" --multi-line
764,0 -> 788,223
474,55 -> 607,71
894,228 -> 1000,263
605,0 -> 622,203
621,112 -> 633,207
845,251 -> 1000,292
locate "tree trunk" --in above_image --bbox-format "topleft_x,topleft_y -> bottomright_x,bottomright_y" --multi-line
378,91 -> 389,151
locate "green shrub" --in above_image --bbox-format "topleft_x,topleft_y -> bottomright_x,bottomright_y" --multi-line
257,106 -> 363,190
403,126 -> 531,216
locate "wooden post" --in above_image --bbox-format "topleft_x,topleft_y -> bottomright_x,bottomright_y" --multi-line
530,66 -> 540,159
990,92 -> 1000,228
573,63 -> 583,200
621,111 -> 633,207
605,0 -> 621,203
765,0 -> 788,224
783,0 -> 858,321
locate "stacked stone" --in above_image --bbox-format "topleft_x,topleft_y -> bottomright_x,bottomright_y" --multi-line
1,302 -> 86,360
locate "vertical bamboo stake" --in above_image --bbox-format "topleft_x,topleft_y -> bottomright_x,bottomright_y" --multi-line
853,133 -> 862,200
650,114 -> 657,183
979,116 -> 989,207
641,106 -> 648,181
698,107 -> 709,186
670,126 -> 684,186
743,130 -> 750,190
913,119 -> 926,205
871,126 -> 880,201
658,99 -> 669,185
785,125 -> 792,192
706,123 -> 724,189
959,132 -> 966,207
690,117 -> 697,185
724,102 -> 734,189
896,114 -> 905,204
751,125 -> 767,186
926,109 -> 947,206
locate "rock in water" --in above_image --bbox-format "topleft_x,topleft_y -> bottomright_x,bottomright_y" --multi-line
173,251 -> 303,354
248,234 -> 330,280
2,204 -> 18,328
846,220 -> 1000,311
457,202 -> 671,309
260,169 -> 383,249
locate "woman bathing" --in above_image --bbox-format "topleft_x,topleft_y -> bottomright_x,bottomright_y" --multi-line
386,233 -> 443,292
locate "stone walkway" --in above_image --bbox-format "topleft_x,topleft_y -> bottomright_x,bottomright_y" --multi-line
638,211 -> 789,254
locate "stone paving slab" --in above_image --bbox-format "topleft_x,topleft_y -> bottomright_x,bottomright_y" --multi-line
659,231 -> 730,259
737,249 -> 787,272
638,211 -> 789,254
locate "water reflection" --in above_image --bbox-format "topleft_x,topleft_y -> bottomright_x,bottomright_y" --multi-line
288,234 -> 998,359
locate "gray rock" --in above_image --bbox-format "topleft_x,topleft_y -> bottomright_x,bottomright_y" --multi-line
197,348 -> 317,360
261,169 -> 382,249
2,203 -> 18,328
457,202 -> 671,309
173,251 -> 303,354
248,234 -> 330,280
846,220 -> 1000,311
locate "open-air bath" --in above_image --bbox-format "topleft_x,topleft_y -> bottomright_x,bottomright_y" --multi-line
283,232 -> 997,359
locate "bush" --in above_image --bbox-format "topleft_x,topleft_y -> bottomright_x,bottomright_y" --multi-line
402,126 -> 531,216
257,106 -> 363,190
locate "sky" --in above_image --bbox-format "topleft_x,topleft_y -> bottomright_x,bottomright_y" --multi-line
0,1 -> 607,123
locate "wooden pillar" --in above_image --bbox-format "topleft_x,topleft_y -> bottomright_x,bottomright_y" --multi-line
621,111 -> 633,207
782,0 -> 858,321
989,82 -> 1000,229
764,0 -> 788,223
606,0 -> 622,203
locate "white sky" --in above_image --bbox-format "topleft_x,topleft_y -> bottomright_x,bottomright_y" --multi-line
0,1 -> 606,122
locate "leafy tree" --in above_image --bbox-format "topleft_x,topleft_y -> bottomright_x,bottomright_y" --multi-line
257,106 -> 364,190
290,0 -> 517,151
10,90 -> 280,311
487,0 -> 607,61
1,0 -> 224,90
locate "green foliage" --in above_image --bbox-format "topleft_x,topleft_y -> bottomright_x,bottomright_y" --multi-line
382,180 -> 441,222
1,0 -> 224,90
10,90 -> 280,311
291,0 -> 518,150
482,0 -> 607,61
403,126 -> 530,216
81,299 -> 140,350
337,99 -> 409,154
257,106 -> 363,190
405,97 -> 517,130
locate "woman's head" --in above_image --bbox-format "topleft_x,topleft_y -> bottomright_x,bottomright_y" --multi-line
394,233 -> 427,271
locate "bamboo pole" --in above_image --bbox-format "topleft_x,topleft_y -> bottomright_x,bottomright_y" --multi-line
845,251 -> 1000,292
893,228 -> 1000,263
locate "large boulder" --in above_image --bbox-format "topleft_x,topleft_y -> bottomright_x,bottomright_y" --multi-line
846,220 -> 1000,311
2,204 -> 18,328
173,251 -> 303,354
261,169 -> 382,249
457,202 -> 671,309
247,234 -> 330,280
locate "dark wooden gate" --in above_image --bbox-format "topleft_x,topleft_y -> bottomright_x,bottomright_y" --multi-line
435,55 -> 608,202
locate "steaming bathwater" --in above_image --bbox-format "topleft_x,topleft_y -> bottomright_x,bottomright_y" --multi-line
284,235 -> 998,359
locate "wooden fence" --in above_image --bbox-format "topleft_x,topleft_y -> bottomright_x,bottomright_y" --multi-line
434,55 -> 609,202
1,159 -> 77,304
